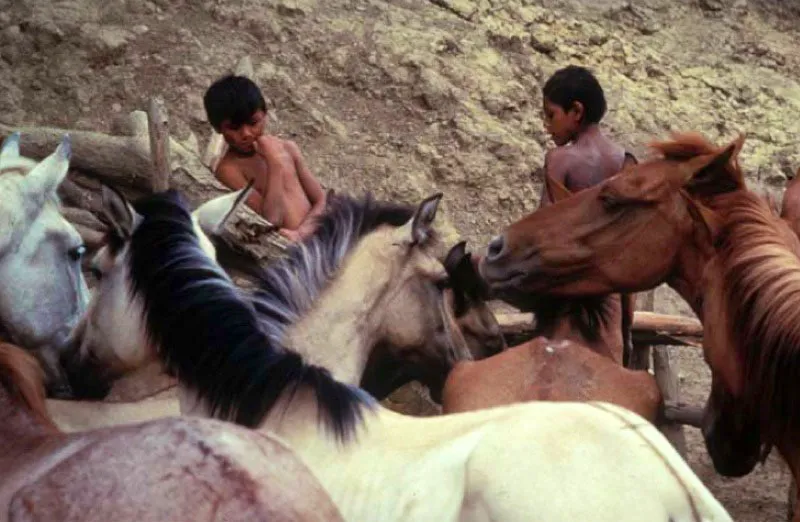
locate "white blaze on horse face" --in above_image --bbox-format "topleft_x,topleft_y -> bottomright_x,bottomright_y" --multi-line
0,134 -> 89,355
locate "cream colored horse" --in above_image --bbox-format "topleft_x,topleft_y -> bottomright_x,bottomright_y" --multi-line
68,186 -> 731,522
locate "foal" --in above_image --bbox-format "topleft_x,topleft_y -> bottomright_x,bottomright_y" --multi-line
0,342 -> 343,522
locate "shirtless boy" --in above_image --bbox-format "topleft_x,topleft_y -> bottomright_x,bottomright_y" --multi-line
203,75 -> 326,242
538,65 -> 635,207
537,65 -> 636,365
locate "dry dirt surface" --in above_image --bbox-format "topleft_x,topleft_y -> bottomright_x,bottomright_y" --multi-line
2,0 -> 800,519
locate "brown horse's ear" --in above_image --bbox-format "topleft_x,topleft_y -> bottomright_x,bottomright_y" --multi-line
684,194 -> 723,245
680,135 -> 745,198
545,174 -> 572,203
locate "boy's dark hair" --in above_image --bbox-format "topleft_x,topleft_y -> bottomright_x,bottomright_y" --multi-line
203,75 -> 267,131
542,65 -> 607,125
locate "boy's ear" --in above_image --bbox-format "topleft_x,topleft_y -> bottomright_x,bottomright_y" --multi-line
569,100 -> 585,121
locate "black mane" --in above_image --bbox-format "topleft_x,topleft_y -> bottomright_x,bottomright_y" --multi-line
124,190 -> 372,441
532,295 -> 615,343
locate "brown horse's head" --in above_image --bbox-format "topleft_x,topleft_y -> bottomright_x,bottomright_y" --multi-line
480,133 -> 745,299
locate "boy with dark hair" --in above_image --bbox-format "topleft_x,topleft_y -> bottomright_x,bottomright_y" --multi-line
537,65 -> 638,366
538,65 -> 636,207
203,75 -> 326,242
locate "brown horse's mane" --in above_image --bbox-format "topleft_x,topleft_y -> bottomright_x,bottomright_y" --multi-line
0,342 -> 59,431
651,133 -> 800,442
714,191 -> 800,441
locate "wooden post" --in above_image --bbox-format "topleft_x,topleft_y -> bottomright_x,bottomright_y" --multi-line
147,96 -> 170,192
629,290 -> 654,370
202,55 -> 255,172
655,346 -> 688,456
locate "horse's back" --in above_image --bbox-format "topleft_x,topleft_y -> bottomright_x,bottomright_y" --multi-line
442,337 -> 662,422
8,417 -> 342,522
462,401 -> 730,522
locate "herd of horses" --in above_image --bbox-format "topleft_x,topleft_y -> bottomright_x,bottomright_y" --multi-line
2,128 -> 800,520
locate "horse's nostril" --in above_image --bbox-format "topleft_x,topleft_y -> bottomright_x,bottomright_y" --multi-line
486,235 -> 505,261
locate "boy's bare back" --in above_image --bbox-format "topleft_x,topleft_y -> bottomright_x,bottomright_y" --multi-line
543,127 -> 628,198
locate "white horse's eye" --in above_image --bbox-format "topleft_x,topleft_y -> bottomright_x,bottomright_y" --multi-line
69,245 -> 86,261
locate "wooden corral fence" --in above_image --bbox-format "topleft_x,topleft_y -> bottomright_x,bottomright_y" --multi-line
495,288 -> 703,458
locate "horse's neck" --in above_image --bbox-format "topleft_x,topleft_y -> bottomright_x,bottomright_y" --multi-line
532,298 -> 622,363
282,260 -> 392,385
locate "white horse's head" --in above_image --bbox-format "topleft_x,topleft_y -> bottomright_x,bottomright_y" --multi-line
61,184 -> 251,398
0,133 -> 90,397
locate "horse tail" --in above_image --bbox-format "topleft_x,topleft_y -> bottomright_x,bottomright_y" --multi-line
0,342 -> 58,430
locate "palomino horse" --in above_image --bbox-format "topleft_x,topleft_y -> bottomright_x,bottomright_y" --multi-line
0,342 -> 344,522
0,133 -> 90,397
66,185 -> 730,521
480,131 -> 800,517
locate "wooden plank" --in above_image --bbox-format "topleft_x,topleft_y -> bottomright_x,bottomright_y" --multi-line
494,310 -> 703,347
663,402 -> 703,428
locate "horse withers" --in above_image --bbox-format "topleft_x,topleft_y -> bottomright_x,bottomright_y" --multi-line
0,133 -> 90,397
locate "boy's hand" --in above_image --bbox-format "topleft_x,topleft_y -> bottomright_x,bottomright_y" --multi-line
279,228 -> 302,242
252,136 -> 273,158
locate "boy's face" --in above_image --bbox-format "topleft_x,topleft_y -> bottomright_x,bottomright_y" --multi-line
542,99 -> 582,147
219,110 -> 267,154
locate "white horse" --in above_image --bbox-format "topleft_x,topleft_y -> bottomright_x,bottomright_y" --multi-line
68,185 -> 732,521
0,133 -> 90,397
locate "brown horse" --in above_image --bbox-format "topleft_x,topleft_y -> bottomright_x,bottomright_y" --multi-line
480,131 -> 800,515
443,189 -> 659,421
443,176 -> 659,423
0,342 -> 344,522
442,336 -> 662,422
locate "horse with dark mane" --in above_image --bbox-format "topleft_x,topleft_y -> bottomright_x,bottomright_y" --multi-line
0,342 -> 344,522
61,184 -> 730,521
442,176 -> 661,423
480,131 -> 800,519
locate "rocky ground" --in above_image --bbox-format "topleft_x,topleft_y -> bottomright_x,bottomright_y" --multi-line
2,0 -> 799,519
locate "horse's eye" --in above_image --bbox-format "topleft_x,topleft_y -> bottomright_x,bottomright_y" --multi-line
69,245 -> 86,261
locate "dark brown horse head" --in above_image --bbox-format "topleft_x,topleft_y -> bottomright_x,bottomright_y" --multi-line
480,133 -> 745,299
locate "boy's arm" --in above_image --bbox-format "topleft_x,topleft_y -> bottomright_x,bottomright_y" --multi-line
538,149 -> 568,208
286,141 -> 327,237
216,163 -> 265,217
254,137 -> 287,227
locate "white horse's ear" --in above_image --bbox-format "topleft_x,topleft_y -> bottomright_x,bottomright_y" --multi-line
1,132 -> 21,161
192,180 -> 254,236
101,184 -> 141,239
410,192 -> 443,245
24,134 -> 71,204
